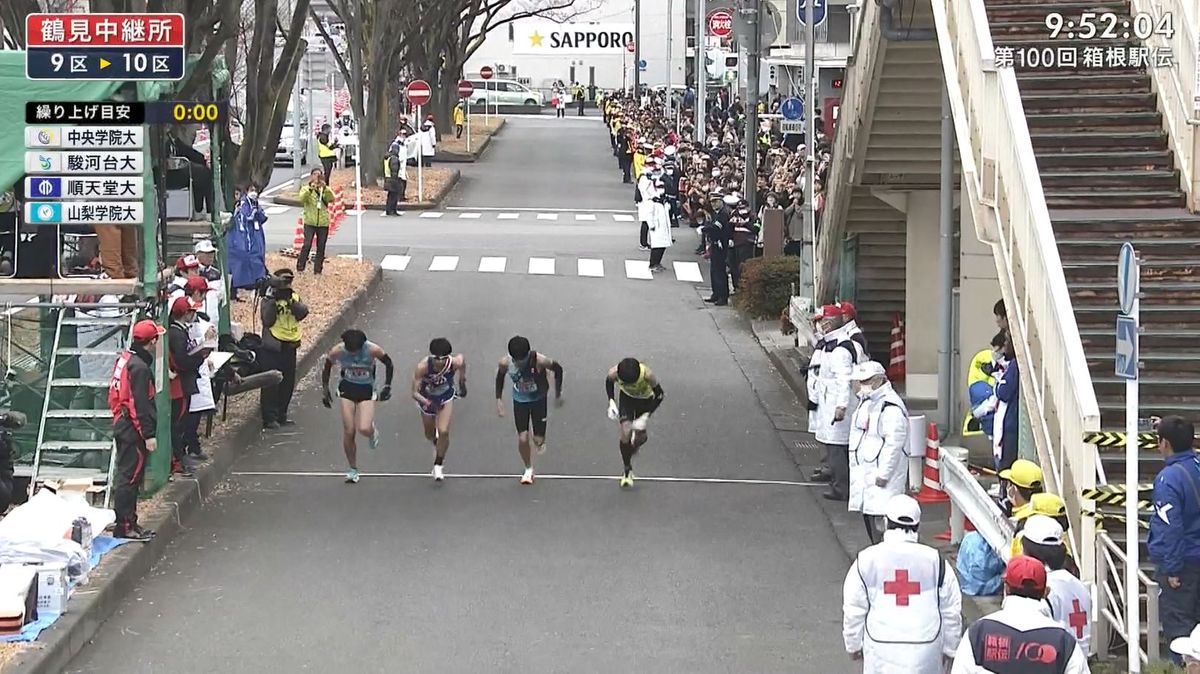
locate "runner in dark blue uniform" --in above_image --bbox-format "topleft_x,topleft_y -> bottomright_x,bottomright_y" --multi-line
494,335 -> 564,484
320,329 -> 394,483
411,337 -> 467,481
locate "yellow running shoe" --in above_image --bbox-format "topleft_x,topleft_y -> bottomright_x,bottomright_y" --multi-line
619,472 -> 634,488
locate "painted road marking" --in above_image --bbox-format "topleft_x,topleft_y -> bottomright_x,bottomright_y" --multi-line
345,209 -> 366,216
624,259 -> 652,280
230,470 -> 823,487
261,179 -> 294,199
673,261 -> 703,283
419,211 -> 444,219
612,213 -> 635,222
478,256 -> 507,273
536,213 -> 558,221
528,257 -> 556,275
263,205 -> 290,215
497,212 -> 519,220
574,213 -> 596,221
428,255 -> 459,272
380,255 -> 411,271
577,258 -> 604,277
446,206 -> 636,214
458,212 -> 482,219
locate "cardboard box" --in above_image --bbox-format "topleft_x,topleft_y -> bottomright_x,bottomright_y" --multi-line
34,563 -> 68,615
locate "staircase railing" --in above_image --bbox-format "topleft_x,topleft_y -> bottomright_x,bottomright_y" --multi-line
1095,531 -> 1161,663
814,0 -> 883,301
930,0 -> 1102,580
1132,0 -> 1200,209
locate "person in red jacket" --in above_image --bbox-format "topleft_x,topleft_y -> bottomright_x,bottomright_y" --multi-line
108,319 -> 164,541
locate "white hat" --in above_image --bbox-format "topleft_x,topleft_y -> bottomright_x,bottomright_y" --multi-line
664,145 -> 677,156
1172,625 -> 1200,660
722,194 -> 739,205
1022,514 -> 1063,546
851,360 -> 887,381
885,494 -> 921,526
193,239 -> 216,254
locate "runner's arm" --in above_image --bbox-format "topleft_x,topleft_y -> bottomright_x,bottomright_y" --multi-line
543,356 -> 564,396
321,346 -> 340,393
455,355 -> 467,397
604,368 -> 617,401
494,358 -> 508,400
645,368 -> 665,413
411,361 -> 428,404
371,344 -> 394,387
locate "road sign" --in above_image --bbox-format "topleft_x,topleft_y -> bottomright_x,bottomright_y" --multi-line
479,66 -> 494,80
707,10 -> 734,37
457,79 -> 474,98
781,97 -> 804,121
1115,314 -> 1139,380
638,59 -> 647,71
796,0 -> 828,27
406,79 -> 432,106
1118,241 -> 1138,315
626,40 -> 636,53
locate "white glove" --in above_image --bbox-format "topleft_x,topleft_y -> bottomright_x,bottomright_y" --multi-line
631,414 -> 649,432
607,399 -> 619,421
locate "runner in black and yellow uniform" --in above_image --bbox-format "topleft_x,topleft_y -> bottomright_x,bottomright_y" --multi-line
604,357 -> 665,487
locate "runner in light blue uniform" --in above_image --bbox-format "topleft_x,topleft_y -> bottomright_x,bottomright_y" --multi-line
412,337 -> 467,482
321,329 -> 394,484
495,335 -> 564,485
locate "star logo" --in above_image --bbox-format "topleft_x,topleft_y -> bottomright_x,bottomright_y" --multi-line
529,30 -> 544,47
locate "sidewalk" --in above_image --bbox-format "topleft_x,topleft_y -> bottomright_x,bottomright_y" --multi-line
749,318 -> 1001,625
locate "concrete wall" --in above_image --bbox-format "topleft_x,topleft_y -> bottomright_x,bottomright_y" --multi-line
904,191 -> 941,402
956,176 -> 1002,454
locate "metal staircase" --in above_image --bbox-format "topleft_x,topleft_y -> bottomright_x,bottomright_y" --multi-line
16,304 -> 138,507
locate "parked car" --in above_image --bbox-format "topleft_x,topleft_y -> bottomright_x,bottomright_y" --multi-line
275,122 -> 308,166
466,78 -> 543,107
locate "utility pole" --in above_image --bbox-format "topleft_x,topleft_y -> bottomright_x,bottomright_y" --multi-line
292,49 -> 303,182
742,0 -> 761,216
633,0 -> 642,95
694,0 -> 706,142
666,0 -> 673,125
804,0 -> 818,298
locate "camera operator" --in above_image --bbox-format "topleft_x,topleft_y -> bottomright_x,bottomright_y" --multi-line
259,269 -> 308,429
0,397 -> 24,512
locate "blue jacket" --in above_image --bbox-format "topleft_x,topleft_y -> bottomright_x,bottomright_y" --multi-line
226,196 -> 268,289
1149,451 -> 1200,574
994,358 -> 1020,457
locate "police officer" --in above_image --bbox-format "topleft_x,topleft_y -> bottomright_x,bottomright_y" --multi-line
382,144 -> 404,216
1150,415 -> 1200,666
661,147 -> 681,228
842,495 -> 962,673
260,270 -> 309,429
109,320 -> 164,541
702,193 -> 736,306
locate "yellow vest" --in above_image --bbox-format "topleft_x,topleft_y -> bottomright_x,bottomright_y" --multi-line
271,296 -> 302,342
318,139 -> 336,159
616,364 -> 653,399
383,157 -> 393,178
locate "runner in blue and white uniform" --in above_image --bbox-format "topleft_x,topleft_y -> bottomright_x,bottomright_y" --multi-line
494,335 -> 564,485
411,337 -> 467,481
320,329 -> 394,483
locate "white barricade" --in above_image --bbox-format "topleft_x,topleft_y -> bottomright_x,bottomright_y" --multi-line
938,444 -> 1014,559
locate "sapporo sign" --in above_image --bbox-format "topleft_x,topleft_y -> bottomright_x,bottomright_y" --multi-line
513,23 -> 636,55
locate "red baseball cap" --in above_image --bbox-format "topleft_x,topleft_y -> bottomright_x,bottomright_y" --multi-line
1004,554 -> 1047,593
170,296 -> 194,317
184,276 -> 209,293
175,255 -> 200,271
131,319 -> 165,341
814,304 -> 841,320
839,301 -> 857,318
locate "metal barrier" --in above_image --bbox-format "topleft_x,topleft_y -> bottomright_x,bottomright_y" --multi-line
938,444 -> 1014,559
1095,531 -> 1161,664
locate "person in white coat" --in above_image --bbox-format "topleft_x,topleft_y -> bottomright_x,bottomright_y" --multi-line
1020,515 -> 1092,658
807,311 -> 829,482
843,494 -> 963,674
816,305 -> 868,502
636,158 -> 658,251
848,360 -> 910,543
647,176 -> 673,273
952,555 -> 1089,673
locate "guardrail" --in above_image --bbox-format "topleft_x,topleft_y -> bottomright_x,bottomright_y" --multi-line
1131,0 -> 1200,210
1095,531 -> 1161,664
939,445 -> 1014,558
931,0 -> 1102,583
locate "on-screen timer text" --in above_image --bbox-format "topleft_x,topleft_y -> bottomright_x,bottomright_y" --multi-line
1044,10 -> 1175,41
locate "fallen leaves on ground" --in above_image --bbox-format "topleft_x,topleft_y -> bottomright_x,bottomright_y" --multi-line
0,644 -> 24,669
281,167 -> 456,207
438,116 -> 505,156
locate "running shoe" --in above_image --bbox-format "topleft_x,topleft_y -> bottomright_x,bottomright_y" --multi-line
369,424 -> 380,449
345,468 -> 359,484
433,464 -> 445,481
536,440 -> 547,455
520,468 -> 535,485
619,472 -> 634,488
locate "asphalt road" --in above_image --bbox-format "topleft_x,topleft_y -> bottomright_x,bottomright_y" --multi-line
67,116 -> 850,673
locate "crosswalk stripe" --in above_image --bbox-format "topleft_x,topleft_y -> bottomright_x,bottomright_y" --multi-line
672,261 -> 703,283
577,258 -> 604,277
612,214 -> 635,222
497,212 -> 519,220
381,255 -> 411,271
458,212 -> 482,219
624,260 -> 653,280
263,205 -> 290,215
429,255 -> 459,271
478,256 -> 507,273
528,257 -> 556,275
574,213 -> 596,221
536,213 -> 558,221
420,212 -> 444,219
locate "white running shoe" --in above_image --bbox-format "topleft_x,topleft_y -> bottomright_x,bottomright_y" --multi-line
433,464 -> 444,481
520,468 -> 535,485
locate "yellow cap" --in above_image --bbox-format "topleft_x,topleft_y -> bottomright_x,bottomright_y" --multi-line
999,459 -> 1044,490
1031,492 -> 1066,517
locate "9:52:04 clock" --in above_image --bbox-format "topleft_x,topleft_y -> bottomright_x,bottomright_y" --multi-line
1045,11 -> 1175,40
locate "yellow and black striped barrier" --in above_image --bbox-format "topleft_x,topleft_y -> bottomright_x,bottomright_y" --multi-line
1082,508 -> 1150,531
1080,487 -> 1153,511
1082,483 -> 1153,496
1082,431 -> 1158,449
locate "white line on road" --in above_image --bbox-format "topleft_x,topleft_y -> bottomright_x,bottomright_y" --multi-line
230,471 -> 823,487
612,213 -> 635,222
420,212 -> 444,219
446,206 -> 636,214
478,256 -> 507,273
458,212 -> 482,219
428,255 -> 459,271
263,205 -> 291,215
536,213 -> 559,221
624,259 -> 652,280
497,212 -> 519,220
345,209 -> 366,216
380,255 -> 411,271
574,213 -> 597,221
261,179 -> 294,198
528,257 -> 555,275
577,258 -> 604,277
673,261 -> 703,283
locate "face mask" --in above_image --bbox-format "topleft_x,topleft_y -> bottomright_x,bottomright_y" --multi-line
856,383 -> 874,398
248,191 -> 259,201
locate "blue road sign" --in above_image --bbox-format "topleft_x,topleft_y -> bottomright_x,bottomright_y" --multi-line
796,0 -> 828,27
1117,242 -> 1138,315
25,177 -> 62,199
24,202 -> 61,225
1115,314 -> 1139,380
638,59 -> 647,71
781,97 -> 804,121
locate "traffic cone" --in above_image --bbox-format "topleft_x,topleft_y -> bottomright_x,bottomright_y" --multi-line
887,313 -> 906,382
915,423 -> 950,504
291,216 -> 305,255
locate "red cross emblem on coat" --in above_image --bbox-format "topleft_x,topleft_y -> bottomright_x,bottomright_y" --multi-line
1068,598 -> 1087,638
883,569 -> 921,606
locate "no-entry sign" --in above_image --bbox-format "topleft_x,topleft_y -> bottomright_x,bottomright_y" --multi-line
707,10 -> 734,38
457,79 -> 475,98
479,65 -> 494,80
406,79 -> 432,106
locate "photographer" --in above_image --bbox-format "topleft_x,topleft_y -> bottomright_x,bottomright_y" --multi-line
297,169 -> 335,275
0,399 -> 23,512
259,269 -> 308,429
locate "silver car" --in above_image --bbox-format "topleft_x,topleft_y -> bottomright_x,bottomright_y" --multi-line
468,79 -> 544,107
275,122 -> 309,165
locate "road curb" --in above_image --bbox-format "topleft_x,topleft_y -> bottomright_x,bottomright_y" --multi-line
5,265 -> 384,674
271,170 -> 460,211
435,117 -> 507,163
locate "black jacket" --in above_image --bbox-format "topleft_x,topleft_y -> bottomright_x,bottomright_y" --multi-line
168,321 -> 203,396
122,345 -> 158,440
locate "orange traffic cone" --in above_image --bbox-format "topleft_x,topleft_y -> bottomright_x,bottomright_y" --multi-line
915,422 -> 950,504
887,313 -> 906,382
291,217 -> 305,255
